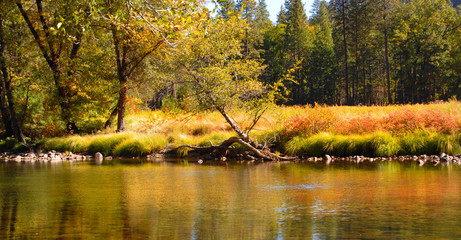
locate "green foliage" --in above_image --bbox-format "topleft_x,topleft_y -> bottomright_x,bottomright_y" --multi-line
43,136 -> 91,153
161,95 -> 182,113
176,146 -> 189,158
369,132 -> 401,157
284,133 -> 331,156
283,131 -> 444,157
400,131 -> 441,155
0,137 -> 19,152
113,135 -> 168,157
87,133 -> 134,156
437,133 -> 461,156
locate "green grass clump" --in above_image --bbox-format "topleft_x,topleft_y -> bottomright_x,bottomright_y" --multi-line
113,135 -> 168,157
437,133 -> 461,156
284,133 -> 332,156
87,133 -> 134,156
176,146 -> 189,158
400,131 -> 441,155
43,136 -> 90,153
368,132 -> 400,157
284,132 -> 401,157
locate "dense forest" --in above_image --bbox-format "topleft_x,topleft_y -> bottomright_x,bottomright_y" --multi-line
0,0 -> 460,142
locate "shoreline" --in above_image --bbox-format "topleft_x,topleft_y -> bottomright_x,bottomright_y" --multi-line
1,150 -> 460,166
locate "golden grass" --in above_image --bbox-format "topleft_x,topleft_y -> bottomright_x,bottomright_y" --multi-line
42,100 -> 461,157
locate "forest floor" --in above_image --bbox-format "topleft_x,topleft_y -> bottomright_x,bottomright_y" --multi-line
2,100 -> 461,165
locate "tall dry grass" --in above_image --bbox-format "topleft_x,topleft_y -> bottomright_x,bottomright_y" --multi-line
42,100 -> 461,157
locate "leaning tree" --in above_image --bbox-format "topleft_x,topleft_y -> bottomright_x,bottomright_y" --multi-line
175,15 -> 295,161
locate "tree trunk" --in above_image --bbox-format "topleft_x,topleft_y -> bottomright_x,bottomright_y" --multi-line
112,24 -> 128,132
0,17 -> 25,142
383,13 -> 392,104
342,0 -> 350,105
17,1 -> 80,134
104,106 -> 118,129
117,77 -> 127,132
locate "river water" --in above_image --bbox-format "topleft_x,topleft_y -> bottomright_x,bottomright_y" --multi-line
0,160 -> 460,239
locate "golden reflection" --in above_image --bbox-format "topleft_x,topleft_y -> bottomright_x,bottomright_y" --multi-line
0,161 -> 460,239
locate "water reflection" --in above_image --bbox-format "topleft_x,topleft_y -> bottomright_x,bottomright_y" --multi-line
0,161 -> 460,239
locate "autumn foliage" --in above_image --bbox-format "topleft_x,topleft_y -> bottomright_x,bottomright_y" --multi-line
282,105 -> 460,137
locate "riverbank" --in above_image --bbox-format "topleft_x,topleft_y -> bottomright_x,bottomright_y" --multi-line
1,150 -> 461,167
1,101 -> 460,162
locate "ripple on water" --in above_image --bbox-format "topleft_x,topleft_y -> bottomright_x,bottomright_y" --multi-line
261,184 -> 325,191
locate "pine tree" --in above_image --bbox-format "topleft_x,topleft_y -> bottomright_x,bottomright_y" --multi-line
285,0 -> 310,104
308,0 -> 337,104
255,0 -> 271,28
219,0 -> 236,19
276,5 -> 287,25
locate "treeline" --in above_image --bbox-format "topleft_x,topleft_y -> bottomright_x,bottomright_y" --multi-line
0,0 -> 459,141
229,0 -> 460,105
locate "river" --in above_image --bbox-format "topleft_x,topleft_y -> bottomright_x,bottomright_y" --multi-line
0,160 -> 460,239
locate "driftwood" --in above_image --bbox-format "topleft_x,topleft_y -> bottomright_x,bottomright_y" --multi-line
177,136 -> 297,161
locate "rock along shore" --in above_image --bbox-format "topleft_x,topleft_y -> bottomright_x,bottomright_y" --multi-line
1,150 -> 460,167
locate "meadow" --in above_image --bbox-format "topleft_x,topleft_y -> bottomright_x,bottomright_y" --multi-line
10,100 -> 461,158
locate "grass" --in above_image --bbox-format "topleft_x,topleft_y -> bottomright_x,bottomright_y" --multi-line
113,134 -> 168,157
284,131 -> 461,157
37,100 -> 461,158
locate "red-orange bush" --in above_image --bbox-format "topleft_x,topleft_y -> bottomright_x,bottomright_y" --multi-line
281,107 -> 460,137
281,109 -> 337,137
333,114 -> 381,134
383,108 -> 459,134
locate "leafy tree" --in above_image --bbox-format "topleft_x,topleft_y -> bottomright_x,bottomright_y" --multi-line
16,0 -> 90,133
176,16 -> 291,160
91,0 -> 205,132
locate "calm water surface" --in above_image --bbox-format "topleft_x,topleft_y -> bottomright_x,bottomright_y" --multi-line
0,160 -> 460,239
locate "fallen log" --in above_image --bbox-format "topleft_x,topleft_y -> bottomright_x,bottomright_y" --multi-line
176,136 -> 297,161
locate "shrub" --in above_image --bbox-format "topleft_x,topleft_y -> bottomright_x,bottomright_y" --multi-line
281,107 -> 337,138
0,137 -> 19,152
383,108 -> 459,134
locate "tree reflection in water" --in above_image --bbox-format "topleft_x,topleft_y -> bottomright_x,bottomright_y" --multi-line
0,161 -> 460,239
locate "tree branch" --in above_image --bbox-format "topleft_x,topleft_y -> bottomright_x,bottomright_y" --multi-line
126,39 -> 164,78
16,2 -> 53,68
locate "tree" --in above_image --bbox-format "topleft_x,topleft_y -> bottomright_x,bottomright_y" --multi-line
91,0 -> 205,132
277,5 -> 287,25
285,0 -> 310,104
331,0 -> 351,105
308,0 -> 337,104
16,0 -> 90,133
392,0 -> 460,103
176,16 -> 293,160
218,0 -> 236,19
0,2 -> 25,142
